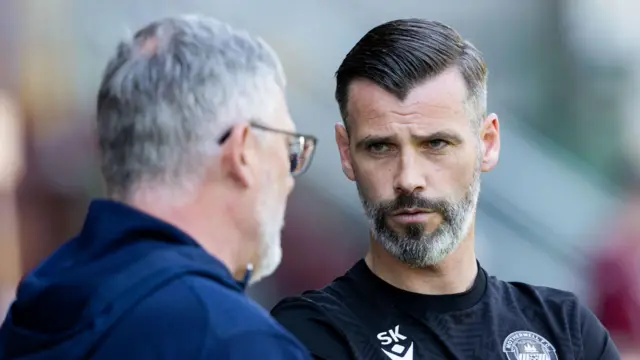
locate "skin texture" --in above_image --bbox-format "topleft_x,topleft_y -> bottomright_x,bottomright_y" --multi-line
217,87 -> 296,283
335,67 -> 501,295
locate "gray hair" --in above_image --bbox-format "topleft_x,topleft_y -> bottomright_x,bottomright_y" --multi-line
97,15 -> 286,199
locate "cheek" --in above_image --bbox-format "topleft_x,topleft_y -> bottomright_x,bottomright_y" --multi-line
267,168 -> 291,211
353,159 -> 393,200
279,149 -> 294,194
276,146 -> 290,177
263,146 -> 291,193
443,151 -> 477,192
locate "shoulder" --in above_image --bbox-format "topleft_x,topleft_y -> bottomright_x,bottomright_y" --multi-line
491,276 -> 583,314
492,278 -> 619,358
495,278 -> 595,326
180,275 -> 297,338
271,291 -> 336,327
271,291 -> 355,360
272,281 -> 359,329
97,275 -> 307,359
218,330 -> 312,359
184,276 -> 311,358
92,276 -> 212,358
184,276 -> 312,358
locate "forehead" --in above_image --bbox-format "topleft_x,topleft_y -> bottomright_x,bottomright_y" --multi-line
345,67 -> 469,133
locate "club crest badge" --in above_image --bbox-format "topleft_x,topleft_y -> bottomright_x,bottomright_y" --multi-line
502,330 -> 558,360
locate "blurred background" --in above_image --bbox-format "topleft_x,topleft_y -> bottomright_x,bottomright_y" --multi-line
1,0 -> 639,355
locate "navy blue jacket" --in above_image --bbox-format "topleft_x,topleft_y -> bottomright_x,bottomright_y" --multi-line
0,200 -> 311,359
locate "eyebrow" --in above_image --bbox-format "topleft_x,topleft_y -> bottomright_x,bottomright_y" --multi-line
356,135 -> 394,149
356,130 -> 464,149
420,130 -> 464,144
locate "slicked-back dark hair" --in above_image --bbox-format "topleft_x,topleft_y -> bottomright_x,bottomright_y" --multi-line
335,18 -> 487,128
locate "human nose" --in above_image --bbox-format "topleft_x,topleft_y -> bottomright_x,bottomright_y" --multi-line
393,150 -> 426,195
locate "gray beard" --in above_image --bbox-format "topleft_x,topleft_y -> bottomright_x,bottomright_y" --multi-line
357,167 -> 481,268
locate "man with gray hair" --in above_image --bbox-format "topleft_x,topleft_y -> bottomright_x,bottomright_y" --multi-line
0,15 -> 316,359
272,18 -> 618,359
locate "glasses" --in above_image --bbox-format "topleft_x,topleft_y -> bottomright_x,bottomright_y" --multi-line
218,122 -> 318,177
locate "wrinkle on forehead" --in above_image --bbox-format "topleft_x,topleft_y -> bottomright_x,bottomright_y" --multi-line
350,97 -> 468,137
360,103 -> 465,125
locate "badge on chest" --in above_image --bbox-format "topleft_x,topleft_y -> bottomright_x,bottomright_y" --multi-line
502,331 -> 558,360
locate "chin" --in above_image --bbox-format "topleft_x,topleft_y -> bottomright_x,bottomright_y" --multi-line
373,224 -> 463,268
388,217 -> 441,233
250,242 -> 282,285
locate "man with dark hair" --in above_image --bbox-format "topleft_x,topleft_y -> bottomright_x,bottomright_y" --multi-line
271,19 -> 619,359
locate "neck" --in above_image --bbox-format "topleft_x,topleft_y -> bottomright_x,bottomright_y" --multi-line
125,186 -> 251,280
365,225 -> 478,295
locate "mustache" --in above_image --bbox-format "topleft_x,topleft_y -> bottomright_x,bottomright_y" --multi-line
372,193 -> 453,219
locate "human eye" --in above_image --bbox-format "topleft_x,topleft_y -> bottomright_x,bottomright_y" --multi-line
367,142 -> 393,154
424,139 -> 450,151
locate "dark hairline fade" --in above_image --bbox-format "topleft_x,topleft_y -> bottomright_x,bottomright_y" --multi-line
334,18 -> 488,131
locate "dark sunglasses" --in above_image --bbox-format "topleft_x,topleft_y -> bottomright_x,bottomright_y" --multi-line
218,122 -> 318,177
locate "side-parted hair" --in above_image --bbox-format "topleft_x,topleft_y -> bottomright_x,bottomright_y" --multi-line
335,18 -> 487,130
